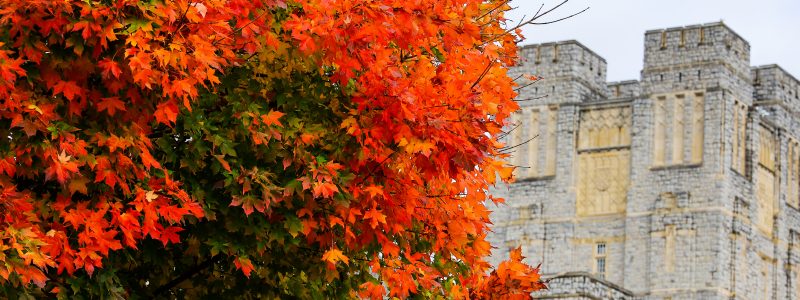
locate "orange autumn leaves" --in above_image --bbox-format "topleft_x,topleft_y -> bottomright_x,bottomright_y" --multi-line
276,0 -> 544,297
0,0 -> 262,287
0,0 -> 544,298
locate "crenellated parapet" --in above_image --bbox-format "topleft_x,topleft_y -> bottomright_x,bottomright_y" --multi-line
608,80 -> 641,100
640,23 -> 752,109
515,40 -> 610,105
753,65 -> 800,113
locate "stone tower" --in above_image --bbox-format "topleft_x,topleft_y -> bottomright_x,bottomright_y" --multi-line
488,22 -> 800,300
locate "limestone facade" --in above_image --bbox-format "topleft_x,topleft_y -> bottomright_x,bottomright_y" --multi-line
488,22 -> 800,299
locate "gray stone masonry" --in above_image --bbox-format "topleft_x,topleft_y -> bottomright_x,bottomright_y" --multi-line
488,22 -> 800,300
532,273 -> 633,300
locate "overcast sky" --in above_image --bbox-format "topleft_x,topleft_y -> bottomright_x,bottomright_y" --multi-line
506,0 -> 800,82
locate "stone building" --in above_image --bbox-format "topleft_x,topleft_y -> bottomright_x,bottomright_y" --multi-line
488,22 -> 800,299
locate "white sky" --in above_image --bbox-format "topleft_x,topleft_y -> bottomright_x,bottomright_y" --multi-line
506,0 -> 800,82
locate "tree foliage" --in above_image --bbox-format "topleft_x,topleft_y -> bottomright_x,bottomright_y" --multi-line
0,0 -> 544,298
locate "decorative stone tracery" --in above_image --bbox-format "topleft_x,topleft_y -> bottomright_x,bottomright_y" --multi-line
576,106 -> 632,216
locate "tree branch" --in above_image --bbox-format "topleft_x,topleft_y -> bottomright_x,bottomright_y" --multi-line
150,255 -> 222,298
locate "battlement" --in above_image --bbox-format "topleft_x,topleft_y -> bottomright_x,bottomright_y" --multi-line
516,40 -> 609,103
644,22 -> 749,50
752,64 -> 800,112
643,22 -> 751,80
608,80 -> 640,100
520,40 -> 606,64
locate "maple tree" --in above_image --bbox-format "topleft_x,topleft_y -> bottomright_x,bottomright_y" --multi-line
0,0 -> 547,298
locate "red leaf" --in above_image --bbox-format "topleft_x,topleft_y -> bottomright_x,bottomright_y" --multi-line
214,155 -> 231,172
234,257 -> 254,277
322,248 -> 349,269
52,81 -> 82,101
96,97 -> 126,116
159,226 -> 183,246
363,209 -> 387,229
312,182 -> 338,198
261,110 -> 284,127
154,101 -> 179,125
98,59 -> 122,79
45,151 -> 79,184
139,148 -> 161,170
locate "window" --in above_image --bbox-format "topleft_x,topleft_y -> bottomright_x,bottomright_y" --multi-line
756,125 -> 777,235
594,242 -> 607,279
732,101 -> 748,175
596,258 -> 606,276
544,105 -> 558,176
691,92 -> 705,163
789,139 -> 800,208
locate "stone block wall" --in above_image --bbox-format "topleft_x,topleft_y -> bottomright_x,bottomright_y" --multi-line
532,273 -> 633,300
608,80 -> 641,100
489,22 -> 800,300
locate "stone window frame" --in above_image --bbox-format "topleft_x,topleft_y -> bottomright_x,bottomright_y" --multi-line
592,242 -> 607,279
788,138 -> 800,209
731,100 -> 750,178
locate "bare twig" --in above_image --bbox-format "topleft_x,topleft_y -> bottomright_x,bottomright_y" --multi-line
529,7 -> 590,25
500,134 -> 539,153
497,121 -> 522,140
476,0 -> 512,21
482,0 -> 588,46
471,62 -> 495,90
514,95 -> 549,102
151,255 -> 222,297
513,78 -> 542,92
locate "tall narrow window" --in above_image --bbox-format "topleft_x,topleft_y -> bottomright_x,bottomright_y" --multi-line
544,106 -> 558,176
594,242 -> 607,279
664,225 -> 676,272
527,109 -> 540,178
653,96 -> 667,166
789,139 -> 800,208
691,92 -> 705,163
732,101 -> 748,174
672,94 -> 686,163
756,125 -> 777,235
509,112 -> 523,177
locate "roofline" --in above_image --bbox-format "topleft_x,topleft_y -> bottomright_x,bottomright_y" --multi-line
519,40 -> 607,63
752,64 -> 800,87
607,80 -> 639,86
644,21 -> 751,48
